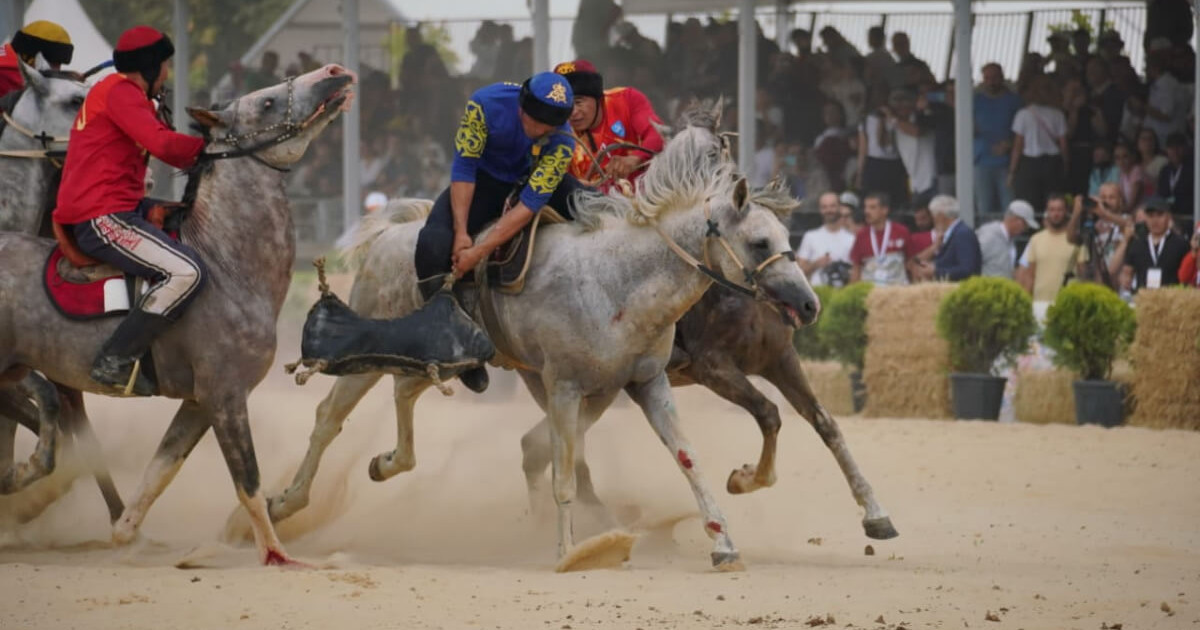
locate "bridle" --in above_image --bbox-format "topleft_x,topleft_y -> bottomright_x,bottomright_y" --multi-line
651,197 -> 796,300
200,76 -> 322,172
0,89 -> 70,166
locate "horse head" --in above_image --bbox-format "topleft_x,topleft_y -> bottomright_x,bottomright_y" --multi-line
3,62 -> 87,148
187,64 -> 357,168
706,176 -> 820,328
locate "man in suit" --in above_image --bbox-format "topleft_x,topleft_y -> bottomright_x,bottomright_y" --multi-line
929,194 -> 982,281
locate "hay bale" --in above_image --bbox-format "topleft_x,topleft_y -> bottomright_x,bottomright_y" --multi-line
799,361 -> 854,417
1013,368 -> 1075,424
1128,290 -> 1200,430
862,284 -> 956,418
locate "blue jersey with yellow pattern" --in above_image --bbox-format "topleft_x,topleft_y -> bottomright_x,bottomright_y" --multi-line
451,82 -> 576,211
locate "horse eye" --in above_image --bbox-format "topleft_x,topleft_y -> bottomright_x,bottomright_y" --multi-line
263,98 -> 274,110
751,239 -> 770,251
69,95 -> 84,108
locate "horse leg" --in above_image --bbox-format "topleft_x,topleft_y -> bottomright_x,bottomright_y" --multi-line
368,375 -> 430,482
688,361 -> 781,495
209,396 -> 293,565
520,392 -> 617,524
268,373 -> 381,522
60,389 -> 124,523
0,373 -> 60,494
112,400 -> 211,545
764,352 -> 898,540
625,372 -> 742,571
546,378 -> 582,559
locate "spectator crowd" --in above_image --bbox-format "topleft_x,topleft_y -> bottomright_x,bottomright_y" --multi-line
239,0 -> 1200,298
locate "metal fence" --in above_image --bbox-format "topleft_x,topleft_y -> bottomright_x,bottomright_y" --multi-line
285,4 -> 1157,251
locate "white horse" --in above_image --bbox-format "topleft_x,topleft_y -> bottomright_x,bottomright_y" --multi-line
261,106 -> 821,569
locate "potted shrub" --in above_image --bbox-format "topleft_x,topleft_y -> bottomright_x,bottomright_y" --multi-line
792,284 -> 836,360
817,282 -> 873,412
936,277 -> 1038,420
1043,283 -> 1136,427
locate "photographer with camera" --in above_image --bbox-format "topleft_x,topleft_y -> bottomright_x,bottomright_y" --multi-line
1067,181 -> 1132,287
798,191 -> 856,287
1118,198 -> 1190,293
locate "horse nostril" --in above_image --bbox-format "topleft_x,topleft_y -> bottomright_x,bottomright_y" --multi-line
803,300 -> 817,316
328,65 -> 342,76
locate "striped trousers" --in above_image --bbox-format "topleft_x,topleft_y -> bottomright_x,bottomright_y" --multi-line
72,200 -> 207,321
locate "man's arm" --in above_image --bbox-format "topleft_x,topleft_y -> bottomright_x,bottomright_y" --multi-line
1017,261 -> 1035,294
107,81 -> 204,168
448,98 -> 489,252
449,181 -> 476,254
453,203 -> 536,276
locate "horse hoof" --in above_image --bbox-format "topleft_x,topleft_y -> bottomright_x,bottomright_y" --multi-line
863,516 -> 899,540
711,551 -> 745,572
367,456 -> 385,482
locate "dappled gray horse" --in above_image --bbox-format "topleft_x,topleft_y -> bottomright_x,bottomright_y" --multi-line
0,64 -> 356,564
260,106 -> 819,569
0,62 -> 123,521
519,139 -> 897,542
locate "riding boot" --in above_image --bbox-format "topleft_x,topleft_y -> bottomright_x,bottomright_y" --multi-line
89,309 -> 172,397
418,275 -> 490,394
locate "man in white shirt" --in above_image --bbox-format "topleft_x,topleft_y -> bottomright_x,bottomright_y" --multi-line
798,191 -> 856,286
977,199 -> 1039,278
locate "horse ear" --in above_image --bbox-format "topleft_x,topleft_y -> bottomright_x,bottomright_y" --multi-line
18,61 -> 48,96
732,176 -> 749,216
187,106 -> 231,129
711,96 -> 724,129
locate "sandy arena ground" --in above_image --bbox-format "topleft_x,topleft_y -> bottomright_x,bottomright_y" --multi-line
1,316 -> 1197,630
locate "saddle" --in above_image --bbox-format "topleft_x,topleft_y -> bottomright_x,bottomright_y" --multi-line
481,206 -> 567,294
43,202 -> 186,320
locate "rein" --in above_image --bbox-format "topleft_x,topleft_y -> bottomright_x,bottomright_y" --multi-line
0,110 -> 69,166
650,198 -> 795,300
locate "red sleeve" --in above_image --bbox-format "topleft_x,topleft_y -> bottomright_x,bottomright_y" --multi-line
625,89 -> 664,154
1180,251 -> 1197,285
106,81 -> 205,169
849,228 -> 869,265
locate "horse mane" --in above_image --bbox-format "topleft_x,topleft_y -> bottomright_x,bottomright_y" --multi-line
571,100 -> 732,232
338,198 -> 432,270
751,178 -> 800,219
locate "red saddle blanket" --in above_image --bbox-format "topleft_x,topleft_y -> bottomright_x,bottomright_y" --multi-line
42,247 -> 127,320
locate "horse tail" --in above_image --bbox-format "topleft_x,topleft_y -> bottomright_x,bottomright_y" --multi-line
338,198 -> 432,271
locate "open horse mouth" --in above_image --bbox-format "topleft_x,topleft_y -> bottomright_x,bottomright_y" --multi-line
304,71 -> 358,125
762,287 -> 816,329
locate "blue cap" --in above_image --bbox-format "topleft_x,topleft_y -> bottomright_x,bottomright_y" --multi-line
519,72 -> 574,126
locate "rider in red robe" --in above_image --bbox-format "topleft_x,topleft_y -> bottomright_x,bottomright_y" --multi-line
552,59 -> 665,188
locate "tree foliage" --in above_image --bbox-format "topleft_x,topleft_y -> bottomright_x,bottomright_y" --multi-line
81,0 -> 292,91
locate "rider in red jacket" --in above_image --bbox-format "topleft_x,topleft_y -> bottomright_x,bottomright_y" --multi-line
552,59 -> 664,188
54,26 -> 206,396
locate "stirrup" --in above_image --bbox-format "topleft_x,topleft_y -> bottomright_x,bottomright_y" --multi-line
123,359 -> 142,397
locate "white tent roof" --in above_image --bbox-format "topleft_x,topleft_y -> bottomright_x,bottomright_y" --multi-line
24,0 -> 112,76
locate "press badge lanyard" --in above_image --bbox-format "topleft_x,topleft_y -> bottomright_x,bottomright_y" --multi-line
1149,235 -> 1166,267
1169,166 -> 1183,195
870,221 -> 892,262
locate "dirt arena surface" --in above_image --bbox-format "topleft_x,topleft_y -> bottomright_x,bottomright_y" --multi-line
1,323 -> 1197,629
